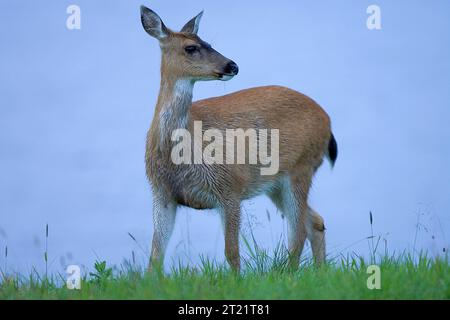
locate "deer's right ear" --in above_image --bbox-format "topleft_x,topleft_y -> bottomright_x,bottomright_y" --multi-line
140,5 -> 168,40
180,11 -> 203,34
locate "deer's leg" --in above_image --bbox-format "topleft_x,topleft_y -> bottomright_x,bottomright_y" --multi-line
221,202 -> 241,272
269,176 -> 306,268
306,206 -> 326,266
148,192 -> 177,272
268,186 -> 326,267
283,169 -> 313,269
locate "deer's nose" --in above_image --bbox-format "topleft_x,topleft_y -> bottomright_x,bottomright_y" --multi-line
224,61 -> 239,75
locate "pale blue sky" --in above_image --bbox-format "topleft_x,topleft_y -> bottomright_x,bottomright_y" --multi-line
0,0 -> 449,274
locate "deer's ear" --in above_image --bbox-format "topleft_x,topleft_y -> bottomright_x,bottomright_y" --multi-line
140,5 -> 169,40
180,11 -> 203,34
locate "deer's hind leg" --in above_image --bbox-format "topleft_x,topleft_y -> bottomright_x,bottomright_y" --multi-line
269,182 -> 326,267
306,207 -> 326,266
267,175 -> 307,268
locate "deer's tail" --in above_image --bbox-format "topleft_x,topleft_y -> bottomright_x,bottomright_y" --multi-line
326,133 -> 338,168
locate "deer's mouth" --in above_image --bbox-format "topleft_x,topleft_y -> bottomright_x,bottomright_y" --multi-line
214,61 -> 238,81
215,73 -> 235,81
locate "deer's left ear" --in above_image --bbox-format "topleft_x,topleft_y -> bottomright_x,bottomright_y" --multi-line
140,5 -> 169,40
180,11 -> 203,34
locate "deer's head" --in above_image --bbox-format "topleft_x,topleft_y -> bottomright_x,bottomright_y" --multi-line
140,6 -> 239,82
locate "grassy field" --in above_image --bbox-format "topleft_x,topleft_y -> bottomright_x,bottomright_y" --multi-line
1,252 -> 449,299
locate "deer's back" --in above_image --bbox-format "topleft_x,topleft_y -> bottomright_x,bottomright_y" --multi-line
191,85 -> 331,168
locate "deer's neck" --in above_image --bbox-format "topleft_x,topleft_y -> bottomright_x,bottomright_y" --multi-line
154,77 -> 194,148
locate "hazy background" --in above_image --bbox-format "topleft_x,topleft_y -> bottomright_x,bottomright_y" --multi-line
0,0 -> 449,275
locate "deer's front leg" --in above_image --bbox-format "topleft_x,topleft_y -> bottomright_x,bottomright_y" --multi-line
222,202 -> 241,272
148,192 -> 177,271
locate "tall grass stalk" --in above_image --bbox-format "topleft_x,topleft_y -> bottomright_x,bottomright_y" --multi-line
127,232 -> 149,260
44,224 -> 48,281
2,245 -> 7,279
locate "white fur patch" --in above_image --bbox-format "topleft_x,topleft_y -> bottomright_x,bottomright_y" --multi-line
220,75 -> 234,81
159,79 -> 194,144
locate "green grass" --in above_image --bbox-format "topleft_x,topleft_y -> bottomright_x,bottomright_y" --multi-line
1,213 -> 449,300
1,252 -> 449,299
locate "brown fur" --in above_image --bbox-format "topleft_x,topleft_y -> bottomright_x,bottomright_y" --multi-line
140,6 -> 333,271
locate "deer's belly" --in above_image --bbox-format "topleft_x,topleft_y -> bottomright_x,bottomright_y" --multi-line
175,196 -> 214,210
172,184 -> 217,210
165,167 -> 218,210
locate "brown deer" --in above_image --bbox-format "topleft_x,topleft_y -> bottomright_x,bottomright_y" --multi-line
140,5 -> 337,272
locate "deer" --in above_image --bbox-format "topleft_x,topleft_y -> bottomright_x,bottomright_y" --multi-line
140,5 -> 338,272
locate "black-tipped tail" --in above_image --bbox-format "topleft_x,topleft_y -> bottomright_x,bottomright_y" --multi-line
327,133 -> 338,167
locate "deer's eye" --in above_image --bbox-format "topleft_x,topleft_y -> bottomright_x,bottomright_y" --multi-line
184,46 -> 199,54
